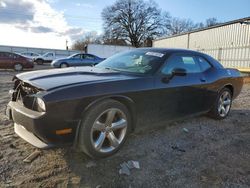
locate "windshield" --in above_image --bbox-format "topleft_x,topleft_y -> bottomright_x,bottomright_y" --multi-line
68,53 -> 80,58
96,50 -> 166,74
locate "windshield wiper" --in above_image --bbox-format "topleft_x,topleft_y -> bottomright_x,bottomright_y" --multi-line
104,67 -> 120,72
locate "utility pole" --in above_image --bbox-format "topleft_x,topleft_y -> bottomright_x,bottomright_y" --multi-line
66,39 -> 68,50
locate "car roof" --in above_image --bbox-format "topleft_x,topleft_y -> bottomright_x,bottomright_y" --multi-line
135,47 -> 223,69
20,51 -> 39,54
138,47 -> 205,55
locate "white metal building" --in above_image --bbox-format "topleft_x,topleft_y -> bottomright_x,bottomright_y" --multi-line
0,45 -> 80,56
86,44 -> 134,58
153,17 -> 250,70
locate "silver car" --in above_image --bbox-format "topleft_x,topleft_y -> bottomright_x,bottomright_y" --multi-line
51,53 -> 105,68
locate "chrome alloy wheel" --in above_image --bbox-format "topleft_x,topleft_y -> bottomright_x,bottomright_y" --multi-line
90,108 -> 127,153
218,90 -> 232,117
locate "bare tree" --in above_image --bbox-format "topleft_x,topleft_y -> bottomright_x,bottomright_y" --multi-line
71,31 -> 102,50
102,0 -> 163,47
205,17 -> 219,27
166,17 -> 197,35
102,29 -> 128,46
162,14 -> 220,36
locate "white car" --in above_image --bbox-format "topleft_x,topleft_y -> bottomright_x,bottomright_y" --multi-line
19,52 -> 40,60
35,52 -> 68,65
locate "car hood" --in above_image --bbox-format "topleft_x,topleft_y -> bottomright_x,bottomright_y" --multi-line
15,66 -> 138,91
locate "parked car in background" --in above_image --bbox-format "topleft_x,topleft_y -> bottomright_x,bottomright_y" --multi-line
51,53 -> 105,68
6,48 -> 243,158
34,52 -> 68,65
19,52 -> 40,60
0,51 -> 34,71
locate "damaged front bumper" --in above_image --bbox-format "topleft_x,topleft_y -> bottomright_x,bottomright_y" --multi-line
14,123 -> 51,148
6,100 -> 77,148
6,101 -> 52,148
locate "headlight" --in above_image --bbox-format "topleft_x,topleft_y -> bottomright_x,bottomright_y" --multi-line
51,61 -> 58,67
36,97 -> 46,112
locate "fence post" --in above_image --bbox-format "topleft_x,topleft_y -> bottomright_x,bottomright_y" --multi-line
218,47 -> 222,62
187,33 -> 190,49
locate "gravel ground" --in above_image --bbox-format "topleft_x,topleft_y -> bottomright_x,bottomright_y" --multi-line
0,66 -> 250,188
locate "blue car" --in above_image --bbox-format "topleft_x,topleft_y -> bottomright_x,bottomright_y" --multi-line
51,53 -> 105,68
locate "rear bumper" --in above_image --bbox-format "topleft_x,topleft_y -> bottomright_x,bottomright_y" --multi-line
7,101 -> 77,147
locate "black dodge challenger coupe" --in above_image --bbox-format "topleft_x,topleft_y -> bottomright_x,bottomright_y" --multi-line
6,48 -> 243,158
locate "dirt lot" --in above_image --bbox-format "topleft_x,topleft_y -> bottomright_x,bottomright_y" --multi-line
0,66 -> 250,188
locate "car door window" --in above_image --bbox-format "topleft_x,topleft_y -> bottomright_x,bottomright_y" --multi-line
84,54 -> 95,60
80,54 -> 85,59
45,53 -> 53,57
7,53 -> 13,58
162,54 -> 201,74
73,54 -> 81,59
13,53 -> 20,59
196,56 -> 212,72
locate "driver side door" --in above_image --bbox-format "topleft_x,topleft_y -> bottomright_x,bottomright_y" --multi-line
70,54 -> 82,66
154,53 -> 208,122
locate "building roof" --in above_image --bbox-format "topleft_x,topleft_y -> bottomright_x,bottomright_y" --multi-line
153,16 -> 250,42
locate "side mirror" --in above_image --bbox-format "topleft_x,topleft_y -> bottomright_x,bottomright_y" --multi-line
172,68 -> 187,76
161,68 -> 187,83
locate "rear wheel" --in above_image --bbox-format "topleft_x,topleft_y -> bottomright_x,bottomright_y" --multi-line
209,88 -> 232,119
36,59 -> 44,65
14,63 -> 23,71
78,99 -> 131,158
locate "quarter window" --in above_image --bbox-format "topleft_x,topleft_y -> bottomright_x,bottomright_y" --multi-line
196,56 -> 212,72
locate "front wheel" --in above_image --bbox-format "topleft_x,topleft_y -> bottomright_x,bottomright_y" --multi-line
60,63 -> 68,68
208,88 -> 232,119
78,99 -> 131,158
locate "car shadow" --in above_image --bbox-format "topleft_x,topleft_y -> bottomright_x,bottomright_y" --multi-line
61,108 -> 250,187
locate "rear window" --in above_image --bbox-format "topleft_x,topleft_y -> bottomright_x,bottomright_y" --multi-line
0,52 -> 11,58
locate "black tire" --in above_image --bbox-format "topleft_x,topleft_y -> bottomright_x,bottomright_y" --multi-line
60,63 -> 69,68
208,87 -> 232,120
13,63 -> 23,71
78,99 -> 131,158
36,59 -> 44,65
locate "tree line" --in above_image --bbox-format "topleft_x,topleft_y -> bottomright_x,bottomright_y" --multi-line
72,0 -> 219,50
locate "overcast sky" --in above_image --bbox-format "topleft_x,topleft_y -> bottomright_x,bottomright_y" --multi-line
0,0 -> 249,49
